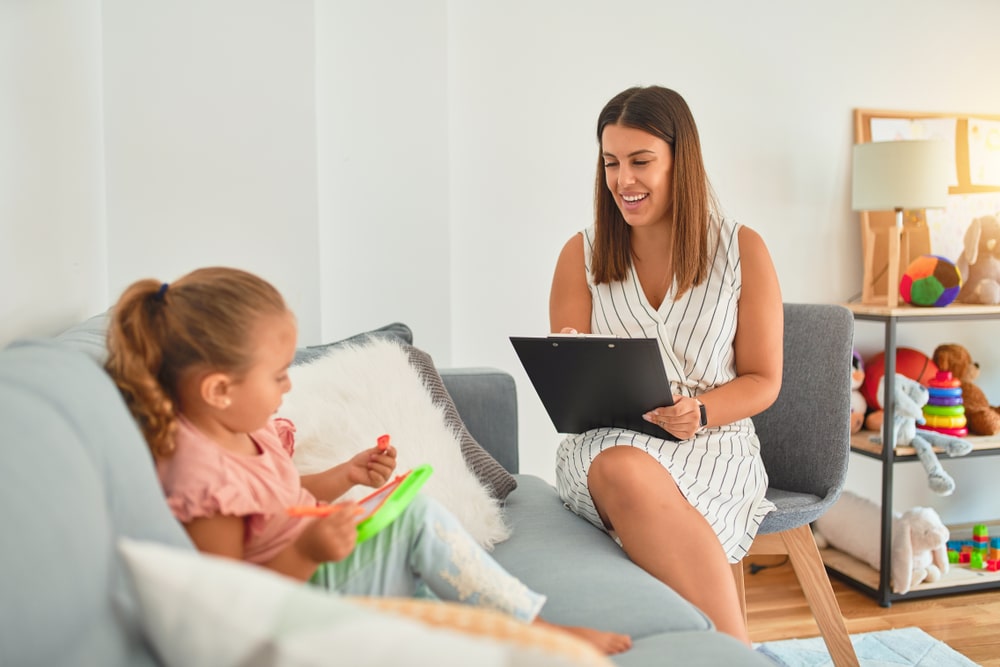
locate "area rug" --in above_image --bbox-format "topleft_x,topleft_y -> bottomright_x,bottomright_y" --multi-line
754,626 -> 978,666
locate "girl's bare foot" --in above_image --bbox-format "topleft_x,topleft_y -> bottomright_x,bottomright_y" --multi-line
534,618 -> 632,655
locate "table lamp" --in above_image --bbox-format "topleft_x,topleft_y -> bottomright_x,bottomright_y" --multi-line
852,139 -> 950,307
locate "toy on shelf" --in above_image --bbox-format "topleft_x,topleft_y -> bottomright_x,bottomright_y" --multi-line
869,374 -> 973,496
813,490 -> 949,595
933,343 -> 1000,436
900,254 -> 962,307
946,527 -> 1000,571
956,214 -> 1000,305
851,350 -> 866,435
919,371 -> 968,437
861,347 -> 938,432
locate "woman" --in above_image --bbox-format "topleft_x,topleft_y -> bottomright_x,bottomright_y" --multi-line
548,85 -> 783,644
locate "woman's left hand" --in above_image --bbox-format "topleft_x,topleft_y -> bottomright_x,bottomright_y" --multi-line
643,396 -> 703,440
345,441 -> 398,488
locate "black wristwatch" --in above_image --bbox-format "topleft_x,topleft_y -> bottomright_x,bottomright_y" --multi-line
695,399 -> 707,432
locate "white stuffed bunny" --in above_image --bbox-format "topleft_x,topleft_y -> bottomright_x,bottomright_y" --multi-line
813,490 -> 950,594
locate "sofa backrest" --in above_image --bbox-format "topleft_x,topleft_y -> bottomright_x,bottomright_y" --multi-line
0,341 -> 192,667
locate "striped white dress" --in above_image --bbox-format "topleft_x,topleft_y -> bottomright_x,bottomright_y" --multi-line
554,216 -> 774,562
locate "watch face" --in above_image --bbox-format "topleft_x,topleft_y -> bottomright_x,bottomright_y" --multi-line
698,402 -> 707,427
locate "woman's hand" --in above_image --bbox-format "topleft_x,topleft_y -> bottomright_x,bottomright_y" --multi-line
643,396 -> 704,440
344,441 -> 397,488
294,503 -> 365,564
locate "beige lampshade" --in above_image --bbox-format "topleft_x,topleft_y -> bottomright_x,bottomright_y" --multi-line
852,140 -> 950,211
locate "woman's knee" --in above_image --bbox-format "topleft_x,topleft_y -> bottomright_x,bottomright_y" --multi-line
588,448 -> 679,511
589,447 -> 661,489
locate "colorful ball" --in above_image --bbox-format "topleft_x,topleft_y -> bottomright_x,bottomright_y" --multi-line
899,254 -> 962,307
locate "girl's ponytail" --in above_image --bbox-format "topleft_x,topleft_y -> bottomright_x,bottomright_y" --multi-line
105,280 -> 177,458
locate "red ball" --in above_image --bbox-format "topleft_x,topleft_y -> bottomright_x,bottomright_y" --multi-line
862,347 -> 939,410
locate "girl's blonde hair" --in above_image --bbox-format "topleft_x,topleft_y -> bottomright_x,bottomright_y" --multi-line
105,267 -> 288,458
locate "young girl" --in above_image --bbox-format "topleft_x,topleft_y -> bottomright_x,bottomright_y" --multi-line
104,266 -> 630,655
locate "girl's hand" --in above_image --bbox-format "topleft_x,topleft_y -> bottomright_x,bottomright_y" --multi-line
643,396 -> 703,441
294,503 -> 364,563
345,442 -> 397,488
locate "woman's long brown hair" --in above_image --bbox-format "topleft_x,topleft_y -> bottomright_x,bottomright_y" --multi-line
592,86 -> 717,299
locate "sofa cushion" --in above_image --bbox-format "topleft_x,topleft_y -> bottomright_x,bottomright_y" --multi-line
492,476 -> 712,638
280,338 -> 511,548
0,342 -> 192,667
293,321 -> 414,365
403,344 -> 517,499
615,631 -> 774,667
118,538 -> 613,667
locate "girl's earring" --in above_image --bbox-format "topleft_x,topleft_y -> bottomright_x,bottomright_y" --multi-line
222,397 -> 232,408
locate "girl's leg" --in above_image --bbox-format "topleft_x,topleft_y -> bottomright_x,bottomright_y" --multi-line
587,446 -> 750,646
312,494 -> 632,654
312,494 -> 546,622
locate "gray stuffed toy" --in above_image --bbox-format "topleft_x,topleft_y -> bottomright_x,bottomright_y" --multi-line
870,373 -> 973,495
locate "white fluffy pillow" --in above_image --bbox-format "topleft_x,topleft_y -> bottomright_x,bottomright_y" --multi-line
117,538 -> 611,667
279,339 -> 511,548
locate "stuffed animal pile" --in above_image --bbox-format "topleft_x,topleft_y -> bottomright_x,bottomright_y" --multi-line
869,374 -> 973,496
813,490 -> 949,595
933,343 -> 1000,436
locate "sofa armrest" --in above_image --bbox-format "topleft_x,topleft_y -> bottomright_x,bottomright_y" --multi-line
440,367 -> 519,474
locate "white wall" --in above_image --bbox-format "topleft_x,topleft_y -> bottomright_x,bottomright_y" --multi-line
3,0 -> 1000,523
101,0 -> 322,340
0,0 -> 107,341
315,1 -> 451,353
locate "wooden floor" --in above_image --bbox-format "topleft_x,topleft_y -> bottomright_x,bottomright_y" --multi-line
743,556 -> 1000,666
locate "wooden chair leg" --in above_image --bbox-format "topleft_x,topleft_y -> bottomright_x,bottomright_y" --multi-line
781,525 -> 860,667
731,561 -> 747,627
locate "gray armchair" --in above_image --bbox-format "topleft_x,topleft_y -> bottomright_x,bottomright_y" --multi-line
733,303 -> 860,667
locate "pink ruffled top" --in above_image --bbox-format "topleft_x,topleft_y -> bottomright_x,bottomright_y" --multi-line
156,416 -> 317,564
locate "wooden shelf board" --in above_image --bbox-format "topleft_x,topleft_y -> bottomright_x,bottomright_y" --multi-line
822,544 -> 1000,594
845,302 -> 1000,319
851,431 -> 1000,457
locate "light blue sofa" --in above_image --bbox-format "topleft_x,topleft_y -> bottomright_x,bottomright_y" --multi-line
0,316 -> 771,667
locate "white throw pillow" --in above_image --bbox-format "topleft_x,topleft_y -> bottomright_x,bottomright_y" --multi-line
117,538 -> 611,667
279,339 -> 511,548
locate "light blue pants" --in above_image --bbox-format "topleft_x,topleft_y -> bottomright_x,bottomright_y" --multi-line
309,494 -> 546,622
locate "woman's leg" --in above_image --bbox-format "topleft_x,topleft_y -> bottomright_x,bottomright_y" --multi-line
587,446 -> 750,646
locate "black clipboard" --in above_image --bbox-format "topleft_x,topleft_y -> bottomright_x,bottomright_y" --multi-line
509,335 -> 678,440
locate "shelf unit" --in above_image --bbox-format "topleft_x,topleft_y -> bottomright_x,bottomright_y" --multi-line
827,302 -> 1000,607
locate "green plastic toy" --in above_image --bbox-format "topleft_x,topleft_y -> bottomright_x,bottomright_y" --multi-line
355,464 -> 434,543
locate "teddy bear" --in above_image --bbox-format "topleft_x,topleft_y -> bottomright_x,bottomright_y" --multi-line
933,343 -> 1000,436
850,350 -> 866,435
868,374 -> 973,495
813,490 -> 949,595
956,214 -> 1000,305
